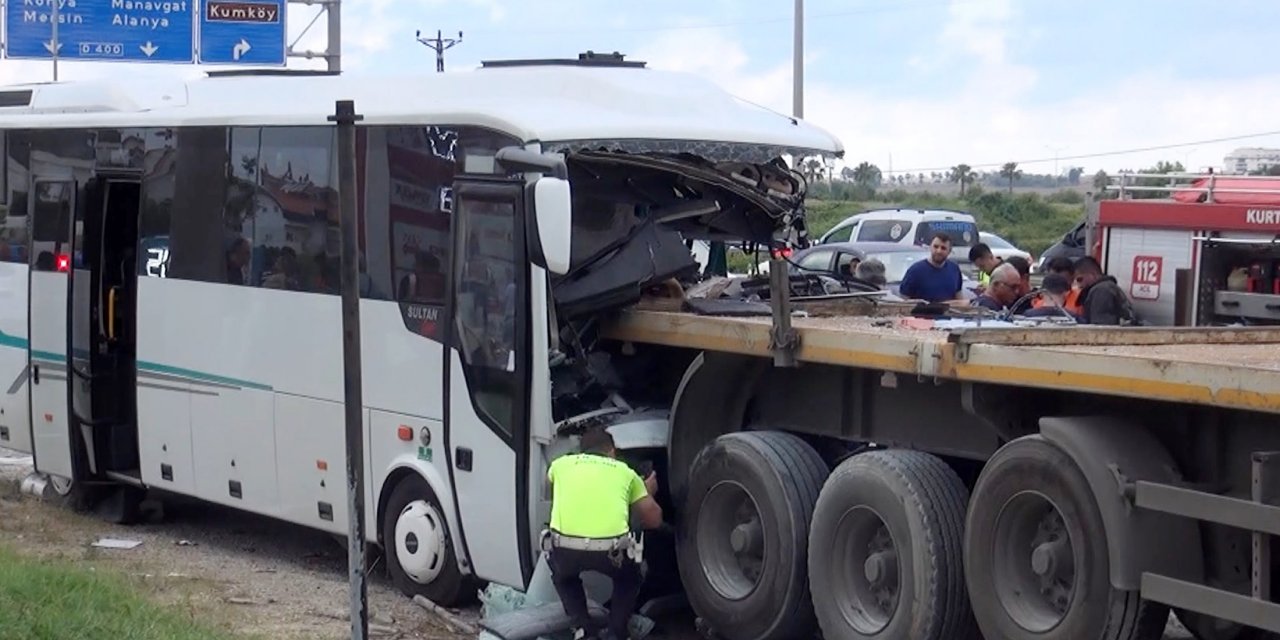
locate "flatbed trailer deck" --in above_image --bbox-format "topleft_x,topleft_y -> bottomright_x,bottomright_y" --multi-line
603,309 -> 1280,414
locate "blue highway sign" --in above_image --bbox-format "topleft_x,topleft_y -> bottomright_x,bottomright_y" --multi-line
198,0 -> 286,66
4,0 -> 196,63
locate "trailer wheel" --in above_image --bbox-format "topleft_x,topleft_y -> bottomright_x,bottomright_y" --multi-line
383,474 -> 475,606
808,449 -> 976,640
677,431 -> 827,640
965,435 -> 1168,640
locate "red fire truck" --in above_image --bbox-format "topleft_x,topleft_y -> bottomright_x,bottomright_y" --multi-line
1078,173 -> 1280,326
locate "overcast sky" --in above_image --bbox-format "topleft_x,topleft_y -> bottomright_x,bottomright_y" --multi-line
3,0 -> 1274,176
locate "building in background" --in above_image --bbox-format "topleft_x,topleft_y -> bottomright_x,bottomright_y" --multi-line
1223,147 -> 1280,174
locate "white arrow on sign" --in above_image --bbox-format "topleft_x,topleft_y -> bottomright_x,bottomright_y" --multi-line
233,38 -> 251,61
43,41 -> 63,54
140,41 -> 159,57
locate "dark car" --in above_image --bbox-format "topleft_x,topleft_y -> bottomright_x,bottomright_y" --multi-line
1035,220 -> 1088,271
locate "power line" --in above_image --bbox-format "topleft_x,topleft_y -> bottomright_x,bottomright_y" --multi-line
883,130 -> 1280,174
461,0 -> 956,36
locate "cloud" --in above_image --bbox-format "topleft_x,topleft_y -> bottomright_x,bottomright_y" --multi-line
630,3 -> 1278,175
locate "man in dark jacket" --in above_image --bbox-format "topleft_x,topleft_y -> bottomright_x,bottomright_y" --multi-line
1074,257 -> 1140,325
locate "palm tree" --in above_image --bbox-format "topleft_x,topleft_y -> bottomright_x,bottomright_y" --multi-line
801,157 -> 825,183
851,162 -> 882,189
1092,170 -> 1110,191
999,162 -> 1023,193
949,164 -> 978,197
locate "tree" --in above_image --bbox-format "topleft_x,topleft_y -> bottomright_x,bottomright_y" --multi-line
949,164 -> 978,196
1128,161 -> 1186,199
999,162 -> 1023,193
840,166 -> 856,182
1067,167 -> 1085,185
801,157 -> 825,184
1251,165 -> 1280,177
851,161 -> 882,189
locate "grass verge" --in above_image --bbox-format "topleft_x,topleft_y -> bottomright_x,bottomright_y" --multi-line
0,544 -> 242,640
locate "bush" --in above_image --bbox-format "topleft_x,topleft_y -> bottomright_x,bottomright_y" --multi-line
801,190 -> 1083,256
1045,189 -> 1085,205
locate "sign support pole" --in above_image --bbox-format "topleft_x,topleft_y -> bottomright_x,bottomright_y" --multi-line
50,0 -> 57,81
330,99 -> 367,640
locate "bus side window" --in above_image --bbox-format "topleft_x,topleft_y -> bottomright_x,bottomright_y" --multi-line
229,126 -> 340,294
2,132 -> 29,264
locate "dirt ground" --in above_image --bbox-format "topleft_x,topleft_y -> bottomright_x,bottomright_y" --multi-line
0,448 -> 473,640
0,447 -> 1198,640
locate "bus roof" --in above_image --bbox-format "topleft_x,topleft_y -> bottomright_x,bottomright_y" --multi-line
0,66 -> 844,158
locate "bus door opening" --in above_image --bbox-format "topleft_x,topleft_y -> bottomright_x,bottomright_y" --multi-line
71,177 -> 142,483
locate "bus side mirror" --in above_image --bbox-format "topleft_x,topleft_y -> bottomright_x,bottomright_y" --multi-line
531,177 -> 572,275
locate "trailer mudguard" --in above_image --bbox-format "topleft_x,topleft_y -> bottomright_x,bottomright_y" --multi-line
1040,416 -> 1204,591
667,352 -> 769,503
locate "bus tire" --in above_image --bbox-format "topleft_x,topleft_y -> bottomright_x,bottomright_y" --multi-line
676,430 -> 827,640
383,474 -> 475,607
964,435 -> 1168,640
808,449 -> 976,640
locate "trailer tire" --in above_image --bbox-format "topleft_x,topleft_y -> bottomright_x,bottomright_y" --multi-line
383,474 -> 475,607
677,431 -> 827,640
965,435 -> 1168,640
808,449 -> 976,640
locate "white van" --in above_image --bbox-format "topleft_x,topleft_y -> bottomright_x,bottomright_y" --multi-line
817,208 -> 980,249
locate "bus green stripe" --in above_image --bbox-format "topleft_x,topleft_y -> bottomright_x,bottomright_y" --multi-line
137,361 -> 272,391
0,330 -> 271,391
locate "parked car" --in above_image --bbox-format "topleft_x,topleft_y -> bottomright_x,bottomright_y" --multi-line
979,232 -> 1033,268
817,208 -> 980,250
787,241 -> 979,298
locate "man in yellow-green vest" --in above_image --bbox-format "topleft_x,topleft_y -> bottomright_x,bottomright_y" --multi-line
545,427 -> 664,640
969,242 -> 1000,291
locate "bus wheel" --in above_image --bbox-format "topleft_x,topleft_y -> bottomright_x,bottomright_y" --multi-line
808,449 -> 976,640
383,474 -> 474,607
48,474 -> 74,497
964,435 -> 1168,640
676,431 -> 827,640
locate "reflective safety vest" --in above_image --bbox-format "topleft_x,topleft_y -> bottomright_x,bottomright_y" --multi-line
548,453 -> 648,539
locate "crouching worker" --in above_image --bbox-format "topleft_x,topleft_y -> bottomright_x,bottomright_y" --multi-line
545,426 -> 664,640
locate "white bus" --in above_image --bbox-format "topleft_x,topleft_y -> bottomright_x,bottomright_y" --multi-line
0,58 -> 842,607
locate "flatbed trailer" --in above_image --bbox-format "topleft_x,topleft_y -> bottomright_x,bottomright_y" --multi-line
604,310 -> 1280,414
590,302 -> 1280,640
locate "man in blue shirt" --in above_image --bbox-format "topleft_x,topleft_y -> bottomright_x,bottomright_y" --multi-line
899,232 -> 964,302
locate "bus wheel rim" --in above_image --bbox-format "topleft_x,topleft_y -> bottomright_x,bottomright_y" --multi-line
49,475 -> 73,497
396,500 -> 446,584
993,490 -> 1077,633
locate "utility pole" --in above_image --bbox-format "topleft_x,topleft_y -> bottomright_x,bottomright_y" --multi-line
329,99 -> 367,640
792,0 -> 803,118
416,30 -> 463,72
1044,145 -> 1067,184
